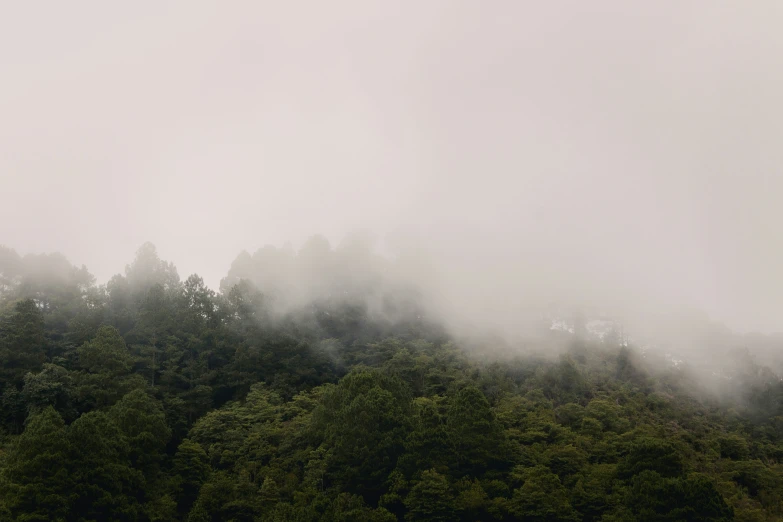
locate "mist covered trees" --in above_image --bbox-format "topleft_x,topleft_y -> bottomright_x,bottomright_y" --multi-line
0,241 -> 782,520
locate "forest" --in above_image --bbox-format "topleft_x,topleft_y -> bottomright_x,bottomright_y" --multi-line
0,240 -> 782,522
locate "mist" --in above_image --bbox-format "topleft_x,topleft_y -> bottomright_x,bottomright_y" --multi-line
3,1 -> 783,340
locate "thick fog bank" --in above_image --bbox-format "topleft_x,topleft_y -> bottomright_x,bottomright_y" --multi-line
4,233 -> 780,380
3,2 -> 783,337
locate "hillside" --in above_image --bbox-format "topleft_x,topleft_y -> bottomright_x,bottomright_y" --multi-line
0,243 -> 782,521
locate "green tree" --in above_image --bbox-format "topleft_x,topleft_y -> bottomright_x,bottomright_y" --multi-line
617,438 -> 685,479
327,493 -> 397,522
20,363 -> 74,419
108,389 -> 172,484
77,325 -> 132,375
545,444 -> 588,482
188,471 -> 258,522
0,299 -> 47,387
399,397 -> 453,476
67,411 -> 143,520
677,474 -> 734,521
404,469 -> 457,522
172,439 -> 211,514
626,470 -> 733,521
509,465 -> 579,521
125,242 -> 180,297
446,386 -> 506,475
75,326 -> 144,409
454,478 -> 490,520
3,407 -> 70,521
259,476 -> 280,514
718,434 -> 750,460
315,369 -> 412,503
570,464 -> 617,521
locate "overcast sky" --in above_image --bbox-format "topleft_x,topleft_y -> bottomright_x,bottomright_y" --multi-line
2,2 -> 782,333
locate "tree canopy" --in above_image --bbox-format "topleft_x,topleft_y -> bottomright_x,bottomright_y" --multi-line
0,242 -> 782,521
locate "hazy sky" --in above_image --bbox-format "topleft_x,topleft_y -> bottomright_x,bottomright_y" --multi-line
2,2 -> 782,333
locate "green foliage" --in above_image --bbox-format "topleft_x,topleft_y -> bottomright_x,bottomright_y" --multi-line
108,389 -> 172,484
625,470 -> 733,521
617,437 -> 685,479
188,470 -> 260,522
718,434 -> 750,460
0,299 -> 46,388
446,386 -> 508,476
21,363 -> 74,418
545,444 -> 588,481
1,244 -> 782,520
67,411 -> 143,520
326,493 -> 397,522
77,325 -> 132,375
404,469 -> 457,521
509,465 -> 579,521
398,397 -> 453,476
315,369 -> 412,502
3,407 -> 70,521
172,438 -> 211,513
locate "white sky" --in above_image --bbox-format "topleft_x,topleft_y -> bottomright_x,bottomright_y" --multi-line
2,2 -> 782,332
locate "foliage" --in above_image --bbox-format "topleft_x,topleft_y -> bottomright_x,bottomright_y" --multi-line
1,242 -> 782,520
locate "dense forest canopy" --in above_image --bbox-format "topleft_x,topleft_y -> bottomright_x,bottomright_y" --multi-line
0,241 -> 782,521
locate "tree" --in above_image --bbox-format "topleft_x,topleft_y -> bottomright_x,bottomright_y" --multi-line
77,325 -> 132,375
259,476 -> 280,514
327,493 -> 397,522
0,245 -> 22,298
404,469 -> 457,522
454,478 -> 490,520
677,474 -> 733,521
545,444 -> 588,482
570,464 -> 617,521
446,386 -> 506,475
315,369 -> 412,503
399,397 -> 453,476
509,465 -> 579,521
187,471 -> 259,522
20,363 -> 74,419
172,439 -> 211,515
540,355 -> 588,404
0,299 -> 47,387
179,275 -> 217,332
108,389 -> 172,484
3,407 -> 70,521
125,242 -> 180,297
67,411 -> 143,520
718,434 -> 750,460
626,471 -> 733,522
75,325 -> 144,409
617,438 -> 685,479
616,346 -> 649,387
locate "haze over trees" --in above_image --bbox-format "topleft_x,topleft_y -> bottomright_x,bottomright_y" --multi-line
3,2 -> 783,520
0,242 -> 782,521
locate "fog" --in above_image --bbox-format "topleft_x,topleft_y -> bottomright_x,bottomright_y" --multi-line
2,2 -> 782,338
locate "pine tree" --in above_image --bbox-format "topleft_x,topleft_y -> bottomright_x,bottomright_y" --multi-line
404,469 -> 457,522
3,407 -> 70,521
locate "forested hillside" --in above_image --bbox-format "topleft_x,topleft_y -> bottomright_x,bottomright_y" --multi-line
1,242 -> 782,521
